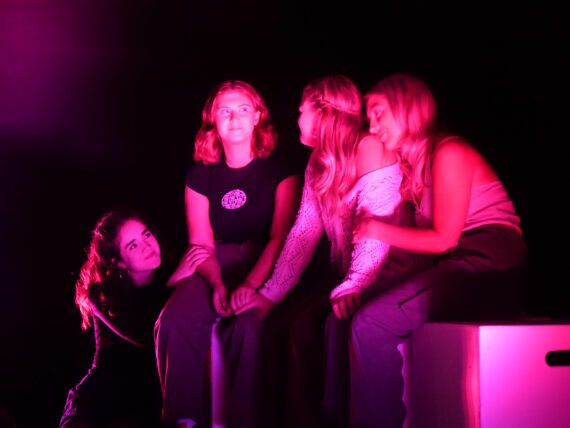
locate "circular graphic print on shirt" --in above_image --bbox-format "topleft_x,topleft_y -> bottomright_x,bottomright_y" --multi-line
221,189 -> 247,210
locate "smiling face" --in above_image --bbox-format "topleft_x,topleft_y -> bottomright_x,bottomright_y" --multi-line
213,89 -> 261,148
297,100 -> 320,148
366,94 -> 404,152
116,219 -> 161,283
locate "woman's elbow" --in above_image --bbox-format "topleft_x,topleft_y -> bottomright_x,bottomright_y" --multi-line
434,235 -> 459,253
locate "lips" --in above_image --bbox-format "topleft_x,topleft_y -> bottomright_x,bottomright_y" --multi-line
144,251 -> 158,260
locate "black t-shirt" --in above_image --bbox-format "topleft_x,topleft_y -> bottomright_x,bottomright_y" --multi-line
186,150 -> 299,244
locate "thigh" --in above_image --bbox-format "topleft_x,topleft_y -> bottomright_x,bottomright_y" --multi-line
354,261 -> 463,337
157,273 -> 218,327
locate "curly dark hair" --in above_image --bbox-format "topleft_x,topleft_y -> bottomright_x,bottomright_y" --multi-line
75,208 -> 147,330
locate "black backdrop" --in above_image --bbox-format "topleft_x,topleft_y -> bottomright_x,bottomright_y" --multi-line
0,0 -> 563,426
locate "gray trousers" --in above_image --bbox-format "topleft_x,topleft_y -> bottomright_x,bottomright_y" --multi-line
324,225 -> 527,428
154,243 -> 263,428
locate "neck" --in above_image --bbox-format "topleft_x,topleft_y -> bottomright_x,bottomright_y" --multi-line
223,141 -> 254,168
130,271 -> 154,287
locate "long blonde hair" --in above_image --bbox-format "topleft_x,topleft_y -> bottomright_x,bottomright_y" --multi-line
303,75 -> 363,219
366,73 -> 437,206
194,80 -> 277,164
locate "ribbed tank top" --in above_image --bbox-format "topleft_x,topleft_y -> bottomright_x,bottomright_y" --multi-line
416,180 -> 521,234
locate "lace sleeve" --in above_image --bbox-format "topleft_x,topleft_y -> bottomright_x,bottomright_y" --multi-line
259,175 -> 324,304
330,167 -> 403,300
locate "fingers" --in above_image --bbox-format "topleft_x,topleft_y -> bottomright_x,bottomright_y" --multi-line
332,293 -> 362,320
230,292 -> 238,313
234,299 -> 257,315
230,288 -> 256,313
346,294 -> 355,316
230,290 -> 243,313
185,247 -> 210,268
234,293 -> 274,316
332,301 -> 342,319
213,287 -> 232,317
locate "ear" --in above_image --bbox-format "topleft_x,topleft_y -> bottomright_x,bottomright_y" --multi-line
254,110 -> 260,126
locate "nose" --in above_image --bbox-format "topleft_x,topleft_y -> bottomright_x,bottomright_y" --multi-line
141,239 -> 153,252
369,117 -> 380,134
229,110 -> 238,121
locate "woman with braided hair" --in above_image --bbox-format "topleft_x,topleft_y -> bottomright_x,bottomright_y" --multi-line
237,75 -> 426,427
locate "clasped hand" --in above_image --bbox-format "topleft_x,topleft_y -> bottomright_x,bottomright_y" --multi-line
331,291 -> 362,320
167,245 -> 211,286
212,282 -> 273,319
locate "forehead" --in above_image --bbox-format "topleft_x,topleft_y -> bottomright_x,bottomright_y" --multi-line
366,94 -> 389,111
214,90 -> 255,108
117,219 -> 147,247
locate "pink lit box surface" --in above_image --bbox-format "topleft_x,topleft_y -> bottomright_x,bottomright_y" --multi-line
405,322 -> 570,428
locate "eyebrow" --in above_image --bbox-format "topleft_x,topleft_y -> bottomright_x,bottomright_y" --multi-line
124,229 -> 150,250
124,239 -> 136,250
216,103 -> 252,109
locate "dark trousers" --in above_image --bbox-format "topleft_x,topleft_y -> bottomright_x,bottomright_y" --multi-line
325,225 -> 527,428
154,243 -> 263,428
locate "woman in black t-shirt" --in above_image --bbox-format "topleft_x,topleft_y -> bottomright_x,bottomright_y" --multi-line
60,209 -> 207,428
155,81 -> 301,428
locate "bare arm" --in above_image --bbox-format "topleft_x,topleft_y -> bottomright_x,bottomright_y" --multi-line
355,138 -> 475,254
185,186 -> 230,315
185,186 -> 224,286
243,175 -> 302,288
230,175 -> 302,312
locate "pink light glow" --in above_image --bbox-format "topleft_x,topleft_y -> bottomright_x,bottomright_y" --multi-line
408,323 -> 570,428
479,325 -> 570,428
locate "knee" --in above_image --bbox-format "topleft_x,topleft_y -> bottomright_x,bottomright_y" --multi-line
155,287 -> 212,342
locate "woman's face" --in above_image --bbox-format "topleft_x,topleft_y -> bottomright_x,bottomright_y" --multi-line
116,219 -> 161,276
213,90 -> 260,147
366,94 -> 403,152
297,100 -> 319,148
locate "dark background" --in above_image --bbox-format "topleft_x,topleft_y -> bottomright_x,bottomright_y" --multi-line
0,0 -> 563,426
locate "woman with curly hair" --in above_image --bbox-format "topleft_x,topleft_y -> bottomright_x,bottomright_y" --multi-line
60,209 -> 207,428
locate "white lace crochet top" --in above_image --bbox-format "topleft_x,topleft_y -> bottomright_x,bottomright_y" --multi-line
259,162 -> 404,303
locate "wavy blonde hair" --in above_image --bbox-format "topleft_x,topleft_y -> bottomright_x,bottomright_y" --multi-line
194,80 -> 277,164
303,75 -> 363,220
366,73 -> 437,207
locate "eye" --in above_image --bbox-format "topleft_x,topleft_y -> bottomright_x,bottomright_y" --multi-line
144,230 -> 152,239
128,243 -> 137,251
371,108 -> 383,120
217,108 -> 230,116
239,106 -> 251,113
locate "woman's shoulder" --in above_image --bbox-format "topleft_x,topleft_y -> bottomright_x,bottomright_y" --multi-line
355,134 -> 397,178
433,135 -> 473,155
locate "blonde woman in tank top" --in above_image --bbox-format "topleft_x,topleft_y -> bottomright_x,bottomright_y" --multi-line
348,73 -> 527,427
